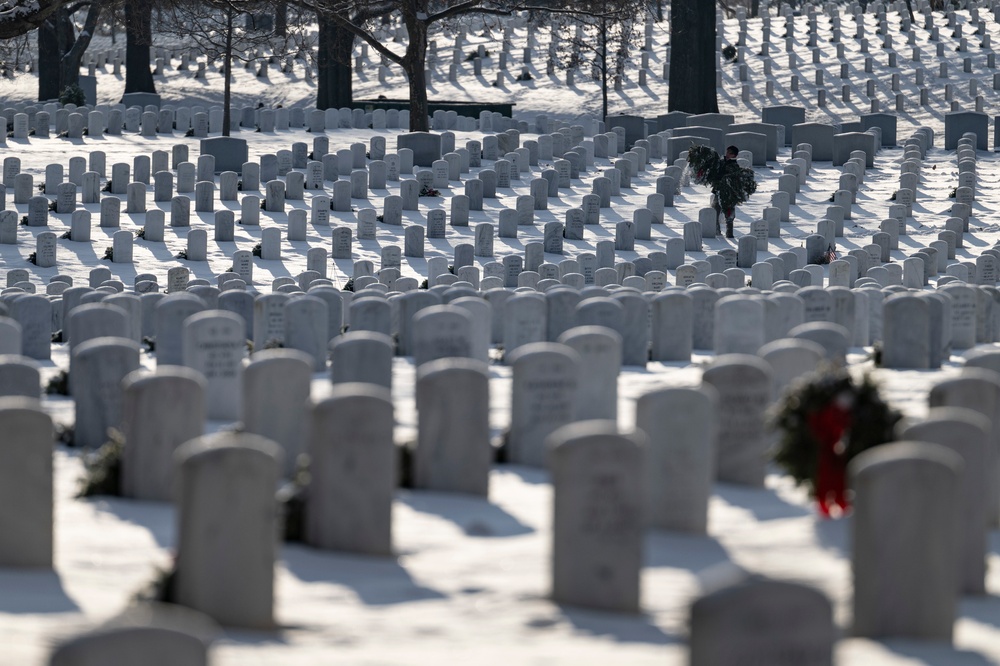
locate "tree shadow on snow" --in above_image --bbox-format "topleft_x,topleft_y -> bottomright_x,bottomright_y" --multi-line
496,463 -> 549,486
812,514 -> 850,556
281,544 -> 447,605
555,604 -> 678,646
989,530 -> 1000,556
877,639 -> 993,666
88,496 -> 175,549
960,591 -> 1000,632
0,569 -> 80,613
397,489 -> 534,538
644,530 -> 731,572
712,482 -> 812,522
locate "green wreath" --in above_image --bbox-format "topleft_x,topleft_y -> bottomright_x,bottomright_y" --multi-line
770,369 -> 901,514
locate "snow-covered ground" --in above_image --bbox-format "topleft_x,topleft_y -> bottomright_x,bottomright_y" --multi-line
2,5 -> 1000,665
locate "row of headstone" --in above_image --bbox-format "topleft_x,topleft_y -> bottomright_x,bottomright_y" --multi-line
720,2 -> 1000,116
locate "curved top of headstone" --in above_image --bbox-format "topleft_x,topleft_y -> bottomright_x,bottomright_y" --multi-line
174,431 -> 283,469
73,335 -> 140,357
49,625 -> 209,666
704,353 -> 772,376
757,337 -> 826,361
416,356 -> 489,383
557,325 -> 622,347
0,395 -> 46,414
244,347 -> 313,370
506,341 -> 580,367
326,381 -> 392,405
962,348 -> 1000,375
931,366 -> 1000,395
848,440 -> 963,479
329,330 -> 394,351
123,365 -> 206,392
901,406 -> 991,441
545,419 -> 647,456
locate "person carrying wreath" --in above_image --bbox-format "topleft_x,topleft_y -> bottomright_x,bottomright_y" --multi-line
712,146 -> 741,238
687,144 -> 758,240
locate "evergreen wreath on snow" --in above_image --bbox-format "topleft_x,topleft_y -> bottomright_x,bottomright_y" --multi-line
686,145 -> 758,214
770,368 -> 901,518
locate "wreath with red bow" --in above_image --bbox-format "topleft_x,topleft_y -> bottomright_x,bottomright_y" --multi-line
770,369 -> 901,518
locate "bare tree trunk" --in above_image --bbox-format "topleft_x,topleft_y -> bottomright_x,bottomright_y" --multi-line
317,14 -> 354,110
750,0 -> 760,18
275,2 -> 287,37
124,0 -> 155,94
59,1 -> 102,92
404,19 -> 429,132
600,15 -> 608,120
669,0 -> 719,114
38,17 -> 62,100
223,4 -> 233,137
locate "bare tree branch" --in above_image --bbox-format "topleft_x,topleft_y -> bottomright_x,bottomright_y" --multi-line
64,1 -> 93,15
314,10 -> 404,66
61,0 -> 103,68
426,0 -> 508,23
0,0 -> 72,39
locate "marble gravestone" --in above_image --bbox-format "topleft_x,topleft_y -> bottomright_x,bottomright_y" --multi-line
548,421 -> 646,614
306,384 -> 394,556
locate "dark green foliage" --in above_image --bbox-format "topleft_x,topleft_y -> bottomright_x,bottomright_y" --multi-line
770,370 -> 901,497
252,242 -> 262,257
56,424 -> 74,446
27,252 -> 37,265
77,430 -> 125,497
342,277 -> 354,292
134,565 -> 176,604
135,228 -> 146,239
278,455 -> 310,542
496,433 -> 509,464
721,44 -> 737,62
46,370 -> 69,395
59,84 -> 86,106
102,246 -> 114,261
398,444 -> 414,489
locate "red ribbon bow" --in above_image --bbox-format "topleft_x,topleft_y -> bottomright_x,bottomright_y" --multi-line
807,401 -> 853,518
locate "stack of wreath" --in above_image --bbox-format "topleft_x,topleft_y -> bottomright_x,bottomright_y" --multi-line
686,144 -> 758,213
